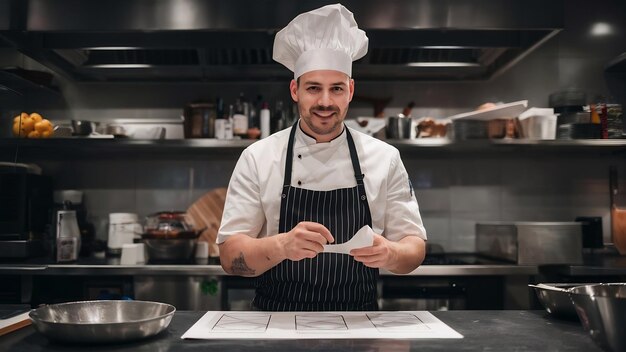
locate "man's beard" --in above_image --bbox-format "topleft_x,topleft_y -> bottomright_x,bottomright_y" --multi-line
301,104 -> 344,136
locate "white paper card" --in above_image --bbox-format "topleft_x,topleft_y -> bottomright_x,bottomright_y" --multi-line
323,225 -> 374,254
181,311 -> 463,340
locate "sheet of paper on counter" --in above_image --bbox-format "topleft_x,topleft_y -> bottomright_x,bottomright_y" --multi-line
323,225 -> 374,254
182,311 -> 463,340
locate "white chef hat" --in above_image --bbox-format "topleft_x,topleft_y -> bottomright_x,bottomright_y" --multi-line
273,3 -> 368,79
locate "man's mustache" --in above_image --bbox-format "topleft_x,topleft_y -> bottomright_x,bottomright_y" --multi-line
310,105 -> 340,113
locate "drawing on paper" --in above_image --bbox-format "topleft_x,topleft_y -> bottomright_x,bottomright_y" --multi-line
212,313 -> 271,332
182,311 -> 464,340
295,314 -> 348,331
366,312 -> 431,332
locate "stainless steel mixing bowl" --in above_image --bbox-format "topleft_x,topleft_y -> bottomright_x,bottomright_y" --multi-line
29,300 -> 175,343
528,283 -> 585,319
569,283 -> 626,352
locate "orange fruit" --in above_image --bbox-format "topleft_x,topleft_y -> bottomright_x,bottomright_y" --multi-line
13,112 -> 29,124
19,118 -> 35,133
29,113 -> 43,123
35,119 -> 53,133
41,130 -> 53,138
27,130 -> 41,138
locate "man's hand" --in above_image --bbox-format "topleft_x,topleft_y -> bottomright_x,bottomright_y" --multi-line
278,222 -> 334,261
350,234 -> 397,269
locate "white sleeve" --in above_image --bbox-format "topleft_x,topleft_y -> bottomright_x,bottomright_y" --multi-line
217,148 -> 266,243
383,149 -> 427,242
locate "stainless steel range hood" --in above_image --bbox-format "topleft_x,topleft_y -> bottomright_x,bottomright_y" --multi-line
0,0 -> 564,82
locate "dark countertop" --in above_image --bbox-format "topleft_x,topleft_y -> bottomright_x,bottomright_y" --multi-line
0,310 -> 600,352
540,252 -> 626,277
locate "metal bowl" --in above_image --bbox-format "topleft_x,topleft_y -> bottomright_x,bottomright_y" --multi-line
29,300 -> 175,343
529,283 -> 585,320
569,283 -> 626,352
71,120 -> 95,136
142,238 -> 197,262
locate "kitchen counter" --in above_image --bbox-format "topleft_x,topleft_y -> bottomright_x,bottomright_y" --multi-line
0,254 -> 538,276
0,310 -> 601,351
540,252 -> 626,277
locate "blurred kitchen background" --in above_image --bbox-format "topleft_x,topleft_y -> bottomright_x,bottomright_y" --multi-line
1,0 -> 625,254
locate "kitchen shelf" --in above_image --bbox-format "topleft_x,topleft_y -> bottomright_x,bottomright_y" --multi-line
606,52 -> 626,73
1,138 -> 625,161
0,69 -> 61,97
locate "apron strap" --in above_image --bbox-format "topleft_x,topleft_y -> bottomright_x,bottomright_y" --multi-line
345,127 -> 365,185
283,119 -> 365,187
282,120 -> 299,188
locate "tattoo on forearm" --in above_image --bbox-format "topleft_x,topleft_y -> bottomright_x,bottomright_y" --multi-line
231,252 -> 256,275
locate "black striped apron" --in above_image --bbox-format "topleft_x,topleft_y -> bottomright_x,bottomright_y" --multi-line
253,122 -> 378,311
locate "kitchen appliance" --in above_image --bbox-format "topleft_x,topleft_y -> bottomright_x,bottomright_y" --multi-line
55,210 -> 80,262
569,283 -> 626,352
107,213 -> 142,256
52,190 -> 96,257
548,89 -> 602,139
476,222 -> 583,265
0,170 -> 52,259
575,216 -> 604,249
29,300 -> 175,344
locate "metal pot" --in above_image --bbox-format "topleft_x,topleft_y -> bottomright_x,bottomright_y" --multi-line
71,120 -> 95,136
29,300 -> 175,344
386,116 -> 412,139
142,237 -> 198,262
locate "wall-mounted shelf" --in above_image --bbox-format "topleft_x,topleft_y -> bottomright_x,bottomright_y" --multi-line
0,69 -> 61,97
606,52 -> 626,74
1,138 -> 625,161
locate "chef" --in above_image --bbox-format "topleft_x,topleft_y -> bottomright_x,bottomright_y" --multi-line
217,3 -> 426,311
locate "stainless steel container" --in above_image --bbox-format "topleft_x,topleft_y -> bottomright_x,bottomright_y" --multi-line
476,222 -> 583,265
528,283 -> 583,319
386,116 -> 413,139
569,283 -> 626,352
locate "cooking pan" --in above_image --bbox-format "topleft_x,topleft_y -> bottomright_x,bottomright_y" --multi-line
29,300 -> 175,343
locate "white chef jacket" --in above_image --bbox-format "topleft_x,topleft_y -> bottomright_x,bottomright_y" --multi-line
217,121 -> 427,244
